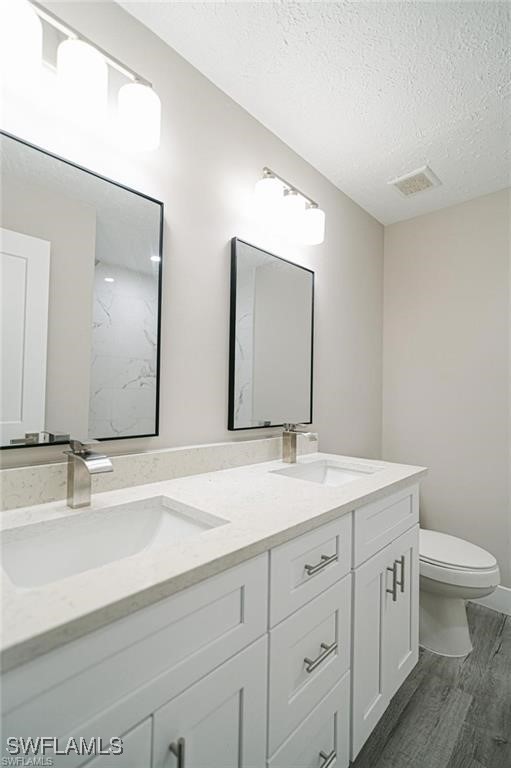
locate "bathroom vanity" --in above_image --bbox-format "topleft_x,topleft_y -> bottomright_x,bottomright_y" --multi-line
0,453 -> 425,767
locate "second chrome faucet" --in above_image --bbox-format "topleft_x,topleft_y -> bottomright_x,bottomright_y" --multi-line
282,424 -> 318,464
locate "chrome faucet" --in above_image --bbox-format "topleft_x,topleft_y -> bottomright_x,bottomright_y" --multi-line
64,439 -> 113,508
282,424 -> 318,464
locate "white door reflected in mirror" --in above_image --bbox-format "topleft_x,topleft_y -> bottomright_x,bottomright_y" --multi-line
0,228 -> 49,445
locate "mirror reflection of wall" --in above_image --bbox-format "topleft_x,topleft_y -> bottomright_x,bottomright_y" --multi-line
0,132 -> 163,448
229,238 -> 314,430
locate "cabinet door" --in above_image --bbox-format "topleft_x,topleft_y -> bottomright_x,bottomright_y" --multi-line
351,544 -> 392,758
385,525 -> 419,699
352,525 -> 420,759
83,719 -> 152,767
153,638 -> 267,768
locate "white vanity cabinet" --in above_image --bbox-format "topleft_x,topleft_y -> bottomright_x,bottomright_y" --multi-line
1,480 -> 421,768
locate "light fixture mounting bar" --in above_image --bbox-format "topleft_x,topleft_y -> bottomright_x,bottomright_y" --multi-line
29,0 -> 152,87
263,166 -> 318,208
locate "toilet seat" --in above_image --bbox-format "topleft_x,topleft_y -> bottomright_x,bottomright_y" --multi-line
420,529 -> 497,569
419,529 -> 499,589
420,559 -> 500,588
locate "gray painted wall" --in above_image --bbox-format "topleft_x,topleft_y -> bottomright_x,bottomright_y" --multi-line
383,189 -> 510,585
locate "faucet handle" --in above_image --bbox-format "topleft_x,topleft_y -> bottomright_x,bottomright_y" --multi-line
68,438 -> 100,454
284,423 -> 314,433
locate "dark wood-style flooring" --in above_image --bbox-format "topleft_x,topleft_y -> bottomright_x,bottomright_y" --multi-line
352,604 -> 510,768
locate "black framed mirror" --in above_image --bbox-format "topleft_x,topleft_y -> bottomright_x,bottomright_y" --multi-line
228,238 -> 314,430
0,131 -> 163,448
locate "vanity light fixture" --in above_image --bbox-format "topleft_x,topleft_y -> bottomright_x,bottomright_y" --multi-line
57,38 -> 108,121
303,204 -> 326,246
281,188 -> 306,230
254,167 -> 326,245
25,1 -> 162,151
0,0 -> 42,86
118,82 -> 161,152
254,170 -> 283,212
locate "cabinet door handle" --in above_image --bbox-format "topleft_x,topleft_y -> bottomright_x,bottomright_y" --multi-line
319,749 -> 337,768
386,562 -> 398,602
304,552 -> 337,576
395,555 -> 405,593
169,737 -> 185,767
304,640 -> 337,673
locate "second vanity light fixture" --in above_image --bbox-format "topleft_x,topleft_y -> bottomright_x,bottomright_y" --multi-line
10,1 -> 161,151
254,168 -> 326,245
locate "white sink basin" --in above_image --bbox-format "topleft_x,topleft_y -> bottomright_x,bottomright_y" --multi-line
1,496 -> 228,588
271,459 -> 377,487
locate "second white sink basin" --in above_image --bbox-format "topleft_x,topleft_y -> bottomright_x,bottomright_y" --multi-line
2,496 -> 228,588
272,459 -> 377,487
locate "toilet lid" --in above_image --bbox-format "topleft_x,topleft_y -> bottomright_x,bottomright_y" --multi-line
420,529 -> 497,570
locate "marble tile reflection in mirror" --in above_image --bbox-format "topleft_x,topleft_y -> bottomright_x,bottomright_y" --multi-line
0,132 -> 163,448
228,238 -> 314,430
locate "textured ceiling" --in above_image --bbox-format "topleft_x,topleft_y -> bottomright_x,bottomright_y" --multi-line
120,1 -> 511,224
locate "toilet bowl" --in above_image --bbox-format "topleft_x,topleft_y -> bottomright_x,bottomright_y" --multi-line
419,529 -> 500,657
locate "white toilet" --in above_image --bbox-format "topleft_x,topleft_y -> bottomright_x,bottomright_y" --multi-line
419,528 -> 500,657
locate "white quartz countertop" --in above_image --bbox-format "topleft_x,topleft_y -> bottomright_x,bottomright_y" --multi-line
0,452 -> 426,670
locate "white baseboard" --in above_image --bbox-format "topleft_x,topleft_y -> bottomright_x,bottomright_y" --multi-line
470,585 -> 511,617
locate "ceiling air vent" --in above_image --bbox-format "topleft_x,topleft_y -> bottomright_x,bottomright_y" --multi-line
388,166 -> 441,197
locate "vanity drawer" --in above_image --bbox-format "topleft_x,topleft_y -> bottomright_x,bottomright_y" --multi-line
353,484 -> 419,566
268,672 -> 350,768
2,555 -> 268,763
268,575 -> 351,754
270,514 -> 352,626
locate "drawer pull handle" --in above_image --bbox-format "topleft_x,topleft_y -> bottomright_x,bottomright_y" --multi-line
304,552 -> 337,576
319,749 -> 337,768
386,562 -> 398,602
395,555 -> 405,593
169,737 -> 185,767
304,640 -> 337,673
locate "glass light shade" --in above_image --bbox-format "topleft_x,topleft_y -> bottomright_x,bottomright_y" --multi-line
118,82 -> 161,152
0,0 -> 42,87
254,176 -> 282,212
303,206 -> 326,245
281,190 -> 306,236
57,39 -> 108,120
